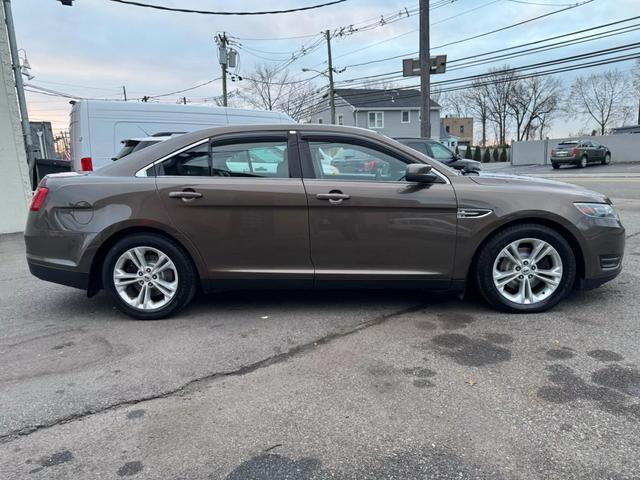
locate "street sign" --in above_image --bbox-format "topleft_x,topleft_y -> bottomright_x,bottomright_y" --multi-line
402,55 -> 447,76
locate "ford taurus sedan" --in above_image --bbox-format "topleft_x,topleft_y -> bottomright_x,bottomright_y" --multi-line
25,125 -> 625,319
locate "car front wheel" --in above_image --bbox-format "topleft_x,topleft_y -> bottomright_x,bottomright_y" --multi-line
476,224 -> 576,313
102,234 -> 198,319
602,153 -> 611,165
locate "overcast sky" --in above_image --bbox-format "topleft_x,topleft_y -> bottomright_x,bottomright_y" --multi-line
13,0 -> 640,140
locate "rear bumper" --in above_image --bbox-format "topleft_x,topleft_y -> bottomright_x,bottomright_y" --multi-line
550,156 -> 578,165
27,260 -> 89,290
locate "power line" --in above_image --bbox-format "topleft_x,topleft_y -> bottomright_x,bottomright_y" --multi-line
297,51 -> 640,117
106,0 -> 347,15
343,0 -> 594,69
332,16 -> 640,86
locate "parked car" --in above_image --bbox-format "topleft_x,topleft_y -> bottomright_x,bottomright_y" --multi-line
25,125 -> 624,319
395,137 -> 481,174
551,140 -> 611,169
69,100 -> 295,172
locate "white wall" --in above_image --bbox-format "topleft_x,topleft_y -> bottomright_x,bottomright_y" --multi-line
0,5 -> 31,234
511,134 -> 640,166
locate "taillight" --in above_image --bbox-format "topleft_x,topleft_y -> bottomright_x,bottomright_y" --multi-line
30,187 -> 49,211
551,149 -> 556,155
572,148 -> 578,156
81,157 -> 93,171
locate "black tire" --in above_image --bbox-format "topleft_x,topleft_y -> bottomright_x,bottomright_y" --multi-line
551,162 -> 560,170
102,233 -> 198,320
577,156 -> 588,168
475,224 -> 576,313
602,153 -> 611,165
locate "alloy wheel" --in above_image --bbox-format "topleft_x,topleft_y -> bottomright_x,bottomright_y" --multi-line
113,246 -> 178,311
492,238 -> 563,305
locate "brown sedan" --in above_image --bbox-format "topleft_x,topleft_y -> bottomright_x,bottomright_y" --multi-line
25,125 -> 625,319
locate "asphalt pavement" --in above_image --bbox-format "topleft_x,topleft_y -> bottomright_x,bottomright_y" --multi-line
0,174 -> 639,479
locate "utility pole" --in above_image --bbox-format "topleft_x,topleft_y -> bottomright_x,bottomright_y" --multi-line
325,29 -> 336,125
217,32 -> 228,107
419,0 -> 431,138
122,85 -> 127,101
3,0 -> 35,181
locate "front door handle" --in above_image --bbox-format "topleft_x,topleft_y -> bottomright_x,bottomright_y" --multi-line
169,190 -> 203,200
316,191 -> 350,204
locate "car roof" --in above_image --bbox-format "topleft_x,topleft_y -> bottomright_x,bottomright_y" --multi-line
100,124 -> 432,177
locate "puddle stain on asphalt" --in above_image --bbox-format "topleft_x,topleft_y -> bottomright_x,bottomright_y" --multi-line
482,333 -> 514,345
403,367 -> 437,388
225,454 -> 321,480
27,449 -> 73,474
587,349 -> 624,362
225,447 -> 507,479
591,364 -> 640,396
117,460 -> 144,477
545,348 -> 575,360
126,409 -> 145,420
429,333 -> 512,367
537,364 -> 640,420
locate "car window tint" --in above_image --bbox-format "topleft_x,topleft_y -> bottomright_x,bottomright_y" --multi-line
429,142 -> 455,160
406,142 -> 430,155
212,141 -> 289,178
157,142 -> 210,177
307,140 -> 407,182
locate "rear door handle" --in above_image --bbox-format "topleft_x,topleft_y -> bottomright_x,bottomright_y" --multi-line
316,192 -> 350,204
169,191 -> 203,200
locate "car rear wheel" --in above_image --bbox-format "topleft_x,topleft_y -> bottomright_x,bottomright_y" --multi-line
602,153 -> 611,165
102,234 -> 197,320
552,162 -> 560,170
578,156 -> 588,168
476,224 -> 576,313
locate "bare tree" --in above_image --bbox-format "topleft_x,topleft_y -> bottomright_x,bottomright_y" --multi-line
482,66 -> 516,145
463,82 -> 490,146
508,76 -> 562,141
566,69 -> 631,135
631,60 -> 640,125
239,63 -> 318,121
438,90 -> 469,118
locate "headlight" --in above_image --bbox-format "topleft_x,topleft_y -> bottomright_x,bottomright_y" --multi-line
574,202 -> 618,219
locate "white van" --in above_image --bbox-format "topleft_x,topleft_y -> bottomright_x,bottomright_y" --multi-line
69,100 -> 295,171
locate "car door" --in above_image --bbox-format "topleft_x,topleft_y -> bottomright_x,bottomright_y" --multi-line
298,134 -> 458,288
591,141 -> 604,161
155,131 -> 313,288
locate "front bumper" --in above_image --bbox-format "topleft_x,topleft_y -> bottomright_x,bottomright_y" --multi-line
576,216 -> 625,290
27,260 -> 89,290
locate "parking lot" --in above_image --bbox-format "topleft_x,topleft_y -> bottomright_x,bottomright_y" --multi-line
1,171 -> 639,479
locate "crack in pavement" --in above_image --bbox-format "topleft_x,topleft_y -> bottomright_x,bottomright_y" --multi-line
0,302 -> 429,445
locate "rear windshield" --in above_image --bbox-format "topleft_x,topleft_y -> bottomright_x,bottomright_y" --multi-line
131,140 -> 162,153
113,140 -> 140,161
557,141 -> 578,146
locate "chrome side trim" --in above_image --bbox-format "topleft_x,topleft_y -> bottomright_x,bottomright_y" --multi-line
135,138 -> 209,178
457,208 -> 493,219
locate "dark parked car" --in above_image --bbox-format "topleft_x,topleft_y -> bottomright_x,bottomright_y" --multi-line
551,140 -> 611,169
395,138 -> 481,174
25,125 -> 624,319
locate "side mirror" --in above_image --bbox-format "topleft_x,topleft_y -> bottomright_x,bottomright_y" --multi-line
405,164 -> 438,184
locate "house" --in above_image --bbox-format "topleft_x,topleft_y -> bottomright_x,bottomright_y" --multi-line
314,88 -> 441,139
440,116 -> 473,146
